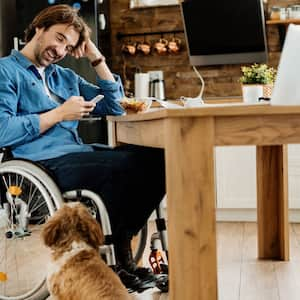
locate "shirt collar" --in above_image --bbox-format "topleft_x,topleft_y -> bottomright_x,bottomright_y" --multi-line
11,49 -> 55,74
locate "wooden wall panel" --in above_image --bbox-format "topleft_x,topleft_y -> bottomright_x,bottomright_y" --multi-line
109,0 -> 298,99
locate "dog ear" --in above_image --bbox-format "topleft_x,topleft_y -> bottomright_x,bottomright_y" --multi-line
42,217 -> 63,248
42,206 -> 70,248
76,205 -> 104,249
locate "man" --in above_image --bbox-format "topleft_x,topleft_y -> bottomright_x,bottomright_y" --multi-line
0,4 -> 165,291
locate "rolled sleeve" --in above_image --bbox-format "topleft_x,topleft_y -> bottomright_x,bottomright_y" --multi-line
94,74 -> 125,115
0,114 -> 40,148
23,114 -> 40,136
96,74 -> 124,93
78,73 -> 125,116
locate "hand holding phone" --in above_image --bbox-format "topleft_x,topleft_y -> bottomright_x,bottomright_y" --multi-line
91,94 -> 104,104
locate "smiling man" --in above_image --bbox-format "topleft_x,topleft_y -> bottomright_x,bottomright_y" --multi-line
0,4 -> 165,292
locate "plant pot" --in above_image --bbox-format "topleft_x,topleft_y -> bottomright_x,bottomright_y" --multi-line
242,84 -> 263,103
262,84 -> 273,98
241,84 -> 273,103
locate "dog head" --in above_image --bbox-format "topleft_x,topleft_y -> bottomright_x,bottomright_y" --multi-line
42,203 -> 104,250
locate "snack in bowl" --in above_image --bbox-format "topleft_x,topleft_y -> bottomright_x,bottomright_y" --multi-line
120,98 -> 152,114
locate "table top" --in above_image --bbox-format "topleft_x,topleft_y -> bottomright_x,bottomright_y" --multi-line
107,103 -> 300,122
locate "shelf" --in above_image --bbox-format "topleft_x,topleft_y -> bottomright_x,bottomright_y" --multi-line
266,18 -> 300,25
116,29 -> 184,40
266,19 -> 300,48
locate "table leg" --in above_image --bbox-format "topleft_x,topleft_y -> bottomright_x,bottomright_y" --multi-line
256,145 -> 289,260
165,117 -> 218,300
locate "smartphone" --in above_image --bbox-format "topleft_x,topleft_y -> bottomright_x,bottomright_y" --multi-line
90,94 -> 104,104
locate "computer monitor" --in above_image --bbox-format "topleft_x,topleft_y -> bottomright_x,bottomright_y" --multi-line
181,0 -> 268,66
271,24 -> 300,105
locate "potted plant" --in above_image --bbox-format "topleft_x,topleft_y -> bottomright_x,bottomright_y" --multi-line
239,63 -> 277,103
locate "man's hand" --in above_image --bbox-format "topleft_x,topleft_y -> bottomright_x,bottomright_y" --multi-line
39,96 -> 96,134
70,38 -> 102,62
57,96 -> 96,120
70,37 -> 115,82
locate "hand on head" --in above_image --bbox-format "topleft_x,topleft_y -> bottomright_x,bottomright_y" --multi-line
70,38 -> 102,62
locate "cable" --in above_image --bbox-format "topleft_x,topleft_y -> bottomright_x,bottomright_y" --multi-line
179,66 -> 205,107
192,66 -> 205,99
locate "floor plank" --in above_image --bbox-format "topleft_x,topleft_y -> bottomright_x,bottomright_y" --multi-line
5,222 -> 300,299
239,262 -> 279,300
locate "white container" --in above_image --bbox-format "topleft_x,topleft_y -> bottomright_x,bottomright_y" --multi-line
134,73 -> 149,98
290,5 -> 300,19
242,85 -> 263,103
287,7 -> 293,19
280,8 -> 288,20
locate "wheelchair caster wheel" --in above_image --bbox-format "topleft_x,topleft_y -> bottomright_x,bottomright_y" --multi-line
5,231 -> 13,239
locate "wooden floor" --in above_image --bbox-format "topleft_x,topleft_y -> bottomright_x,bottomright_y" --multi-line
216,222 -> 300,300
139,222 -> 300,300
4,222 -> 300,299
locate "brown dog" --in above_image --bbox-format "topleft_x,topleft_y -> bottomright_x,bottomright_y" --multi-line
42,203 -> 132,300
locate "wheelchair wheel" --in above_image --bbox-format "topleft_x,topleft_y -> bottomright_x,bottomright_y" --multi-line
0,162 -> 63,300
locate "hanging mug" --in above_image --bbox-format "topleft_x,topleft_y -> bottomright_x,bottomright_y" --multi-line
153,38 -> 168,55
137,41 -> 151,55
168,37 -> 182,54
121,41 -> 137,55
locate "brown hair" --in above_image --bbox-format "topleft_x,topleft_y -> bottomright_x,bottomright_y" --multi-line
24,4 -> 91,48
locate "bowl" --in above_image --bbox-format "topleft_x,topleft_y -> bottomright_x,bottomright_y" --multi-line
120,97 -> 152,114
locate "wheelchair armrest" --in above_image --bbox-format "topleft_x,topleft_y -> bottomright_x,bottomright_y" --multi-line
0,147 -> 13,162
90,143 -> 114,150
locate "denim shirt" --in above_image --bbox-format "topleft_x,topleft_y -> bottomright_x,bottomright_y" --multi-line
0,50 -> 124,161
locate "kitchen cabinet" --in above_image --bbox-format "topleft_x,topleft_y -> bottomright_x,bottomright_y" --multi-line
216,145 -> 300,222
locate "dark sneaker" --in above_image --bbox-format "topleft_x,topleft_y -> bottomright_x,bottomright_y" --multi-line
117,269 -> 141,293
129,266 -> 157,283
156,274 -> 169,293
117,268 -> 156,293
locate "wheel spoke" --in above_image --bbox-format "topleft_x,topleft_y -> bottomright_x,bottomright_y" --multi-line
27,183 -> 38,209
2,174 -> 9,190
0,168 -> 53,298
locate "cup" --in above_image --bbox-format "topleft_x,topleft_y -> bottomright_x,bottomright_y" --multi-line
153,38 -> 168,55
168,37 -> 182,54
121,41 -> 137,55
137,41 -> 151,55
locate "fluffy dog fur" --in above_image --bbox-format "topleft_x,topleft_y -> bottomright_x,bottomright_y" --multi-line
42,203 -> 132,300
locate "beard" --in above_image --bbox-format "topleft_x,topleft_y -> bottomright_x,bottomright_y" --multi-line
33,38 -> 63,67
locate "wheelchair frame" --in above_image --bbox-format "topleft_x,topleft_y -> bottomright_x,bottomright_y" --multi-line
0,148 -> 168,300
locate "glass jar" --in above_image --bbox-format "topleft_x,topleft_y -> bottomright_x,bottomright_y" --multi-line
287,5 -> 293,19
270,6 -> 281,20
280,7 -> 288,20
290,5 -> 300,19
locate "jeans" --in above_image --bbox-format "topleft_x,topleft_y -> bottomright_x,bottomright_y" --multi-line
38,145 -> 165,240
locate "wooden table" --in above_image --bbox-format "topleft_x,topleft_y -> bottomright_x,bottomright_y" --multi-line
107,102 -> 300,300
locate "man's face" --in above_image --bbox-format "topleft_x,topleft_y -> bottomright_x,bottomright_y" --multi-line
33,24 -> 80,67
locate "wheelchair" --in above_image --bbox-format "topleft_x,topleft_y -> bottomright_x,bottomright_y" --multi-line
0,148 -> 168,300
